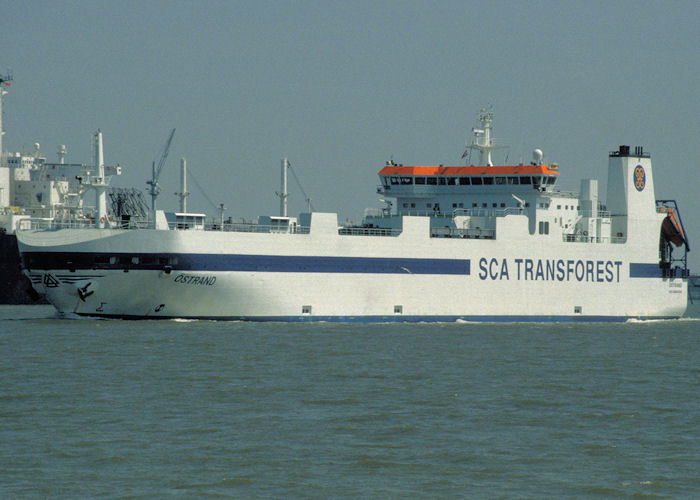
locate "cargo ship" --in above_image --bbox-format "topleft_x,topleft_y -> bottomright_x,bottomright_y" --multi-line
16,109 -> 691,321
0,74 -> 129,303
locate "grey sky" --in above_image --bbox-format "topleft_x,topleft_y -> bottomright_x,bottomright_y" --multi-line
3,0 -> 699,267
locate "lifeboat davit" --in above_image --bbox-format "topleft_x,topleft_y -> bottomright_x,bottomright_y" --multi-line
661,209 -> 686,247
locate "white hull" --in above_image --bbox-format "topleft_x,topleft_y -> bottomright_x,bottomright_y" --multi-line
18,215 -> 688,321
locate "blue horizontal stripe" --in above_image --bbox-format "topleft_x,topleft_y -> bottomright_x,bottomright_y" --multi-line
23,251 -> 471,275
629,263 -> 663,278
176,254 -> 470,275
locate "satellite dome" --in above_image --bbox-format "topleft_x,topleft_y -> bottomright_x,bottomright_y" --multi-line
533,149 -> 543,164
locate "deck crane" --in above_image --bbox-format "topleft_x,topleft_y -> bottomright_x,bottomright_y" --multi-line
146,128 -> 176,227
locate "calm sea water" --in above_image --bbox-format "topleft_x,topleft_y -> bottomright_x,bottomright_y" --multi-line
1,306 -> 698,498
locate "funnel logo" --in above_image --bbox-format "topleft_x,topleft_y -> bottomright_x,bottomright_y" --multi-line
633,165 -> 646,191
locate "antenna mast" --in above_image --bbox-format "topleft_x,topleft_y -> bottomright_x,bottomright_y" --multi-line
175,157 -> 189,212
467,107 -> 507,166
276,157 -> 289,217
0,71 -> 13,162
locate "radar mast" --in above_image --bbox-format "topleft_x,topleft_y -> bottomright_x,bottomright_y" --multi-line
467,107 -> 507,166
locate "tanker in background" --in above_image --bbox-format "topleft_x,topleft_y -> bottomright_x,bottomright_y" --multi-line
0,74 -> 134,303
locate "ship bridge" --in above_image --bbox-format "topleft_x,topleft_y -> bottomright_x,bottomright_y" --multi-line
376,163 -> 559,215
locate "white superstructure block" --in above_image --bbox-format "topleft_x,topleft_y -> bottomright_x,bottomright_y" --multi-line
579,179 -> 598,240
606,146 -> 658,242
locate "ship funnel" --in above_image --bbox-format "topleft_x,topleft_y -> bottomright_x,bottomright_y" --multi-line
606,144 -> 656,242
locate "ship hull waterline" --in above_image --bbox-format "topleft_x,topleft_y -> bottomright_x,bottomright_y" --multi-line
18,224 -> 688,322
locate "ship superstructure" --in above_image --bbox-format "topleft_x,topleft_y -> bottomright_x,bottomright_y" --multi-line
16,110 -> 691,321
0,76 -> 123,234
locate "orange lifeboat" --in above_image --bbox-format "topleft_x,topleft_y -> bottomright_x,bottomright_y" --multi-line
661,208 -> 686,247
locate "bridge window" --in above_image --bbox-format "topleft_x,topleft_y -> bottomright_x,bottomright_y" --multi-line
438,177 -> 446,185
495,177 -> 506,185
508,176 -> 519,184
547,176 -> 556,185
400,177 -> 413,185
459,177 -> 470,185
390,176 -> 399,185
471,177 -> 483,185
415,176 -> 426,185
447,177 -> 456,185
520,176 -> 532,184
483,177 -> 494,185
427,177 -> 437,185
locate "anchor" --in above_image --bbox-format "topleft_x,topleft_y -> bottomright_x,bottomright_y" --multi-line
77,282 -> 95,302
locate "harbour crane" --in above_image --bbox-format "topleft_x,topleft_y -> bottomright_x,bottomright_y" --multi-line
146,128 -> 176,226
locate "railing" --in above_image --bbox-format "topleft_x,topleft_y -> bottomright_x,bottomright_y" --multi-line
576,209 -> 611,218
453,207 -> 524,217
562,234 -> 626,244
338,227 -> 401,237
366,207 -> 526,219
552,190 -> 581,199
18,218 -> 312,235
208,222 -> 310,234
431,227 -> 496,239
20,219 -> 96,230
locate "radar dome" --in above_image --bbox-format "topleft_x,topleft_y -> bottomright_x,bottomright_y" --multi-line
533,149 -> 543,164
